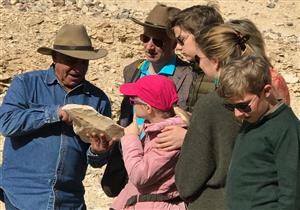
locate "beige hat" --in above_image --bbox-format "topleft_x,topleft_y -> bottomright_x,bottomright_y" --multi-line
37,24 -> 107,60
131,4 -> 180,30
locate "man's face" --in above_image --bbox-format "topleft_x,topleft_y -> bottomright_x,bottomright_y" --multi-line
53,53 -> 89,91
173,26 -> 198,61
142,26 -> 176,63
225,90 -> 270,123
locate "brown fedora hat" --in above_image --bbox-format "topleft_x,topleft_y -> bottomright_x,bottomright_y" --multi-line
131,3 -> 180,30
37,24 -> 107,60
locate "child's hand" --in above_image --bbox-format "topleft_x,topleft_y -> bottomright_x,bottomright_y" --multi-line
124,114 -> 140,136
87,132 -> 113,154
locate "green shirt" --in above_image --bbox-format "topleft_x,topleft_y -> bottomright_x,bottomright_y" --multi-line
227,104 -> 300,210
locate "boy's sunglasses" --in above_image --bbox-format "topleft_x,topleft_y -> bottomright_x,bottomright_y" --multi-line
223,102 -> 252,113
140,34 -> 164,48
223,96 -> 257,113
129,97 -> 146,106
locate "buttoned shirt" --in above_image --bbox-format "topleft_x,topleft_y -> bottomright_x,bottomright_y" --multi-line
0,66 -> 111,209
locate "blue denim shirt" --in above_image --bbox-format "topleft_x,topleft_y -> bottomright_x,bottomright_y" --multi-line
0,66 -> 111,210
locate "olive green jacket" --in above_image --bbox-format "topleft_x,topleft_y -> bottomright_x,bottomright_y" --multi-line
175,92 -> 240,210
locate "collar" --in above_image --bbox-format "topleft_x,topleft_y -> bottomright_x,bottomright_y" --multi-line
44,64 -> 90,95
143,116 -> 186,133
140,55 -> 176,77
44,64 -> 58,85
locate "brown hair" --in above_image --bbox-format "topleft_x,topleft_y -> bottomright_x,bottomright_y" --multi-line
218,56 -> 272,99
169,4 -> 224,36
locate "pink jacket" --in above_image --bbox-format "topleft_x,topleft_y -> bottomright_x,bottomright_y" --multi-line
270,67 -> 290,105
111,116 -> 187,210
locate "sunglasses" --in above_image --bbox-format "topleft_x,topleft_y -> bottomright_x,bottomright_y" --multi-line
129,97 -> 146,106
140,34 -> 164,48
223,96 -> 257,113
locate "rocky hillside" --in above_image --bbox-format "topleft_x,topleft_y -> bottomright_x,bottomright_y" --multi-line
0,0 -> 299,209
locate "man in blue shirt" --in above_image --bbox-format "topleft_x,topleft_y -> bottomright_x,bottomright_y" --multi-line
0,24 -> 111,209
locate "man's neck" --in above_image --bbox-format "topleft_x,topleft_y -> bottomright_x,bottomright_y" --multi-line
149,54 -> 175,74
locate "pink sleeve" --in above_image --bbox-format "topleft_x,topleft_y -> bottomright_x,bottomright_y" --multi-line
270,67 -> 290,105
121,134 -> 179,188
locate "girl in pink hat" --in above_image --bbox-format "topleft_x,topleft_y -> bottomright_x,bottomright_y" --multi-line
110,75 -> 187,210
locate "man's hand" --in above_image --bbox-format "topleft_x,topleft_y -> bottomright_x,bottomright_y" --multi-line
58,107 -> 73,125
155,125 -> 187,151
88,132 -> 115,154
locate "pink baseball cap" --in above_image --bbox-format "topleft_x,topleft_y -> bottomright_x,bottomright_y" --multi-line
120,75 -> 178,111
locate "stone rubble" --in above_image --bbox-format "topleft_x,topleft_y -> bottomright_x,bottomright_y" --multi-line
0,0 -> 299,209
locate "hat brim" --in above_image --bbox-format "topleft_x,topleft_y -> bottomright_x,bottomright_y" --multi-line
37,47 -> 107,60
130,17 -> 166,30
119,83 -> 139,96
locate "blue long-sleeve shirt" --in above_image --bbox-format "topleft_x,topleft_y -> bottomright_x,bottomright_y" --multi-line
0,66 -> 111,209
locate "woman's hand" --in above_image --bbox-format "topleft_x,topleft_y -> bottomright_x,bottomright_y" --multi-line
155,125 -> 187,151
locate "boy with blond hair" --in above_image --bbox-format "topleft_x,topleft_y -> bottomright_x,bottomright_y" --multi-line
218,56 -> 300,210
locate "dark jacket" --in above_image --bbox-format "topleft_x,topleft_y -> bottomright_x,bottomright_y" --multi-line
175,92 -> 240,210
187,64 -> 215,112
227,104 -> 300,210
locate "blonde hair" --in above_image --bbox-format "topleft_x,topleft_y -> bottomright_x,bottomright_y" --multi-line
218,56 -> 272,99
226,19 -> 272,67
195,24 -> 254,68
152,106 -> 175,119
152,106 -> 191,126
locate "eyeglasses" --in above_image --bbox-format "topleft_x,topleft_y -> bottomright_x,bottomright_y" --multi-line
129,97 -> 146,106
140,34 -> 164,48
176,35 -> 189,46
223,95 -> 258,113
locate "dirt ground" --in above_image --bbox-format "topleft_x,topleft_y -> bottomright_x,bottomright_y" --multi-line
0,0 -> 299,209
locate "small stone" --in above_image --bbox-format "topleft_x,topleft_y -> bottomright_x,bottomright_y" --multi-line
283,73 -> 299,84
81,5 -> 89,13
53,0 -> 65,6
10,0 -> 18,5
266,2 -> 276,8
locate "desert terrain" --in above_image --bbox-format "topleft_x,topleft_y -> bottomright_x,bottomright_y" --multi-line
0,0 -> 299,209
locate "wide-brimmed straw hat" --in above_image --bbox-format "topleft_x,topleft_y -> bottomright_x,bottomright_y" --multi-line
131,4 -> 180,30
37,24 -> 107,60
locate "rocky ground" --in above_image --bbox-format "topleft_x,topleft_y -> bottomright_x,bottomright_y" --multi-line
0,0 -> 299,209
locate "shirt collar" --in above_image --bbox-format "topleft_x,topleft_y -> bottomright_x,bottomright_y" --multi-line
44,64 -> 57,85
140,55 -> 176,76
